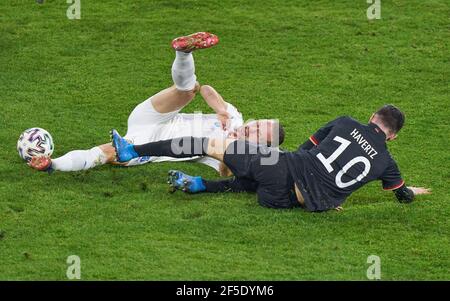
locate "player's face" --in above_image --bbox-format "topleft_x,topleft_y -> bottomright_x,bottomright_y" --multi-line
237,119 -> 276,145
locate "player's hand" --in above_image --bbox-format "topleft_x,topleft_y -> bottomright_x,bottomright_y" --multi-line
217,110 -> 230,130
407,186 -> 432,195
334,206 -> 344,212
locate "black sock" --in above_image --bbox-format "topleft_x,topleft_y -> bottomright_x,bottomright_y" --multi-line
202,177 -> 258,193
133,137 -> 209,158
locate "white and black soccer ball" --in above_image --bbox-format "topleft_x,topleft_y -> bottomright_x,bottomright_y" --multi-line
17,128 -> 54,162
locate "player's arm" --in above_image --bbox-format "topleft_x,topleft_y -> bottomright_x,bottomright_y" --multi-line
380,158 -> 431,203
298,116 -> 348,151
394,185 -> 431,203
392,184 -> 415,203
199,85 -> 230,128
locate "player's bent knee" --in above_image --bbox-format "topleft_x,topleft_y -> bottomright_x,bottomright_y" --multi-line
200,85 -> 214,98
175,82 -> 200,96
172,88 -> 197,107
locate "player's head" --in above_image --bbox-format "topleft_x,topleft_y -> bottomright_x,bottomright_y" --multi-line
236,119 -> 285,146
370,104 -> 405,141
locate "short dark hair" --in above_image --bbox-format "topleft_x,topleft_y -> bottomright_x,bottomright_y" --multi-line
375,104 -> 405,134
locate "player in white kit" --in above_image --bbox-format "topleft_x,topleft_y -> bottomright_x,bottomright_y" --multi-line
29,32 -> 283,175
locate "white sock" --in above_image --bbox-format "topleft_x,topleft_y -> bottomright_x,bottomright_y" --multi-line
171,51 -> 197,91
51,147 -> 108,172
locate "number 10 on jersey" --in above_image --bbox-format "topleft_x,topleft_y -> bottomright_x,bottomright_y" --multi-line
317,136 -> 371,189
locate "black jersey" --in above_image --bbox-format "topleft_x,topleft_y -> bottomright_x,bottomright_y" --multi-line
285,116 -> 404,212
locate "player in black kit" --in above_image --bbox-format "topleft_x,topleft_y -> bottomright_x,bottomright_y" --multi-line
111,104 -> 430,212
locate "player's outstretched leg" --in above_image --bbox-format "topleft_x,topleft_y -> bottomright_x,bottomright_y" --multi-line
112,129 -> 234,163
167,170 -> 206,193
171,32 -> 219,53
168,171 -> 258,194
29,143 -> 115,173
111,129 -> 211,162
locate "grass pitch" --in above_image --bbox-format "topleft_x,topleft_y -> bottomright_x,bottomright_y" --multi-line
0,0 -> 448,280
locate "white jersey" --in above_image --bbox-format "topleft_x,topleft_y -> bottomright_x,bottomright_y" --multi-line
123,97 -> 243,171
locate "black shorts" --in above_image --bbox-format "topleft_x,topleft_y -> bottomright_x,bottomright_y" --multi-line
223,140 -> 300,209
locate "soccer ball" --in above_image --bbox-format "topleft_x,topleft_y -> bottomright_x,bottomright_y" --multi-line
17,128 -> 54,162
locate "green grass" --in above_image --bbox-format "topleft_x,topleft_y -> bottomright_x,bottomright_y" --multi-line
0,0 -> 449,280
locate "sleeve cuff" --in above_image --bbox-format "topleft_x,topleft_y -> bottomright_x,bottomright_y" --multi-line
383,180 -> 405,191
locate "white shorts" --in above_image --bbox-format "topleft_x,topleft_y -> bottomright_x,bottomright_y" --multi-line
122,96 -> 242,171
125,97 -> 180,143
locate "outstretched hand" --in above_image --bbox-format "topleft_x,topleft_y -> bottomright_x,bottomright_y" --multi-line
408,186 -> 432,195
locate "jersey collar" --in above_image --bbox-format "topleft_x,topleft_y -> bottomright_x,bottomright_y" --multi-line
368,122 -> 387,141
